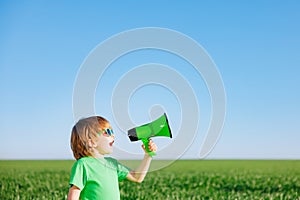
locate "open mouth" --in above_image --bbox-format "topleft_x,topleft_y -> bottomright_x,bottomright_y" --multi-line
109,140 -> 114,147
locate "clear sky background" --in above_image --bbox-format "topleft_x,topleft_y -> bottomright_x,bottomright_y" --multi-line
1,1 -> 299,160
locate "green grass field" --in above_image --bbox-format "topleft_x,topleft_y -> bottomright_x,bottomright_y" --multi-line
0,160 -> 299,199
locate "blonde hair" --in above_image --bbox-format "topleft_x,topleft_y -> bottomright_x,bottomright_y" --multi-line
70,116 -> 109,160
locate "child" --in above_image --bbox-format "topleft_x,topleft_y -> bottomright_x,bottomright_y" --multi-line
67,116 -> 157,200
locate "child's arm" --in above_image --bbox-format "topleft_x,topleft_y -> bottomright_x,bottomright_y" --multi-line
67,185 -> 81,200
126,140 -> 157,183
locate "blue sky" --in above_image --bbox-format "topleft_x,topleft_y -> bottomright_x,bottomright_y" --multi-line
0,1 -> 299,159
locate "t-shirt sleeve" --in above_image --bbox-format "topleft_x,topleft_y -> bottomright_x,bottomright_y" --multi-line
69,160 -> 86,190
116,160 -> 131,181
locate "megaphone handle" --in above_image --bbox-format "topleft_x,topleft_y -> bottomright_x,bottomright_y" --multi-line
141,138 -> 156,157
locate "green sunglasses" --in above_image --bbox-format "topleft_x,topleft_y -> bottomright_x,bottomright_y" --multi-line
98,128 -> 114,136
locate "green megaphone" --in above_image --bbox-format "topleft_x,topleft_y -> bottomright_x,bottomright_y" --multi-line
127,113 -> 172,156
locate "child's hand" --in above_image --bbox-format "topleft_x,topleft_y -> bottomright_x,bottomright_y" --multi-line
141,139 -> 157,154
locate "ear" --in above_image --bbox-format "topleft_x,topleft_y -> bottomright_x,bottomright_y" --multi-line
88,138 -> 97,148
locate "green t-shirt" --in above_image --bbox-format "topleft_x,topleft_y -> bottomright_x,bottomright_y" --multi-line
69,156 -> 131,200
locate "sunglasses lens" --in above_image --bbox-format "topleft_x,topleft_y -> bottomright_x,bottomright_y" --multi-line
104,129 -> 114,136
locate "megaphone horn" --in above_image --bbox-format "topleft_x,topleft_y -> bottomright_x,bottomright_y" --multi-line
127,113 -> 172,156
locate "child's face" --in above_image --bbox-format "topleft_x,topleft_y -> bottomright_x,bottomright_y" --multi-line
95,123 -> 115,155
